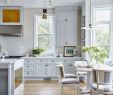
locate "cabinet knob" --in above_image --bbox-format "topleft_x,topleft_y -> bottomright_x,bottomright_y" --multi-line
65,42 -> 68,44
46,64 -> 48,66
65,19 -> 68,21
27,73 -> 29,74
27,60 -> 30,62
52,60 -> 54,62
69,64 -> 72,66
27,66 -> 29,67
40,60 -> 43,62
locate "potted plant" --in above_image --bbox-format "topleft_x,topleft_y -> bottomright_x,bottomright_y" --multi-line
82,46 -> 107,64
32,48 -> 44,57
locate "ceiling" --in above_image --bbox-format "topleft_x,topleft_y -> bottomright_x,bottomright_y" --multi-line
0,0 -> 84,8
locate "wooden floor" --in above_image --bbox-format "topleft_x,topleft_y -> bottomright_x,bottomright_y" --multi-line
24,80 -> 89,95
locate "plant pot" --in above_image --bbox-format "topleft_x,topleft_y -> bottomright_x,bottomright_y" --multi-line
33,54 -> 40,57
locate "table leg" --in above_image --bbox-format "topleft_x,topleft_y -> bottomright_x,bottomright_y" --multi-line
80,71 -> 91,94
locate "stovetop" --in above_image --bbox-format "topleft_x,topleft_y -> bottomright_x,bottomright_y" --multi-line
5,56 -> 23,59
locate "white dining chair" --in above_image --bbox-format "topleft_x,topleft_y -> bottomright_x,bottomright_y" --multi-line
90,69 -> 113,95
56,64 -> 80,95
56,62 -> 78,78
74,61 -> 87,82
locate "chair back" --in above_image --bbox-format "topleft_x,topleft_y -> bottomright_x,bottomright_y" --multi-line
74,61 -> 88,72
56,64 -> 65,81
92,69 -> 113,84
75,61 -> 88,67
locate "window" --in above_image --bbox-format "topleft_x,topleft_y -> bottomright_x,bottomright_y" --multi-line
92,7 -> 111,57
34,16 -> 55,55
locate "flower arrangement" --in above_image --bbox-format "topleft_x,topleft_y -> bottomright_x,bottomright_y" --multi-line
82,46 -> 107,63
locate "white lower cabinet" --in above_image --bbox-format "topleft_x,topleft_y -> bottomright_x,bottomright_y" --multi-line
47,63 -> 57,77
24,57 -> 82,80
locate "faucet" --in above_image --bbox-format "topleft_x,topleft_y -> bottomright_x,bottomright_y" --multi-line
0,50 -> 8,59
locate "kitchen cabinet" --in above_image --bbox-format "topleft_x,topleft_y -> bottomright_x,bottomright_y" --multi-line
35,58 -> 57,78
55,6 -> 78,46
24,59 -> 34,77
0,6 -> 23,25
23,57 -> 82,80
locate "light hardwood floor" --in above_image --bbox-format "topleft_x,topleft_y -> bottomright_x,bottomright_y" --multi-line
24,80 -> 89,95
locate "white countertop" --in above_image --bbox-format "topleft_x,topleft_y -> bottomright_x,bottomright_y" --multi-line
22,56 -> 82,59
0,58 -> 23,64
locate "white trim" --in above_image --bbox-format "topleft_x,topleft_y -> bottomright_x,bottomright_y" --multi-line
33,14 -> 55,54
92,5 -> 113,58
92,4 -> 113,8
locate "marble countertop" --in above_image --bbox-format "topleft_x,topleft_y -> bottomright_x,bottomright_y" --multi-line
22,56 -> 82,59
0,58 -> 23,64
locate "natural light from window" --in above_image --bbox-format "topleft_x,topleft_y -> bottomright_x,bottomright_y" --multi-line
93,7 -> 111,57
34,16 -> 55,56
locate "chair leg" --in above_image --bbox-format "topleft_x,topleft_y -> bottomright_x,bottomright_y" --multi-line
61,85 -> 63,95
76,85 -> 80,95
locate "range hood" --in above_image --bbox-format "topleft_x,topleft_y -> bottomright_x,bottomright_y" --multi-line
0,25 -> 22,36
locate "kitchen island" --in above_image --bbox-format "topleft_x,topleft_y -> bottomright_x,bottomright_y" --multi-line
0,59 -> 24,95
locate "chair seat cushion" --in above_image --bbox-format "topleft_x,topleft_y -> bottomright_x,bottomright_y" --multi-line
62,78 -> 79,84
64,74 -> 78,78
91,83 -> 113,92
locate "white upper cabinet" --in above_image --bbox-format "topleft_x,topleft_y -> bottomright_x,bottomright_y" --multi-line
0,6 -> 23,25
55,6 -> 78,46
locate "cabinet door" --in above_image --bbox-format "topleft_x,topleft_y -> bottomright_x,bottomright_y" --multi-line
37,63 -> 46,77
66,22 -> 77,45
47,63 -> 57,77
56,21 -> 67,46
56,21 -> 77,46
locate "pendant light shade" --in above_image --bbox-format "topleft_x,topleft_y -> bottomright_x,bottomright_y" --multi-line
42,9 -> 47,19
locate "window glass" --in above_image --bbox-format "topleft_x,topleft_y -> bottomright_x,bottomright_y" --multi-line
93,7 -> 111,58
95,9 -> 110,22
35,16 -> 55,55
95,24 -> 110,45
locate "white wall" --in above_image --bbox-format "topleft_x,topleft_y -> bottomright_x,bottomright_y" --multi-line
0,8 -> 55,56
0,7 -> 81,56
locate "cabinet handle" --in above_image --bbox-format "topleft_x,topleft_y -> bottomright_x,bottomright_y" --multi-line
27,60 -> 30,62
46,64 -> 48,66
27,66 -> 29,67
40,60 -> 43,62
65,42 -> 68,44
27,73 -> 29,74
65,19 -> 68,21
52,60 -> 54,62
69,64 -> 72,66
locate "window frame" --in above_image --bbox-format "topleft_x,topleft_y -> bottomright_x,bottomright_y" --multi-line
92,5 -> 113,57
33,14 -> 55,54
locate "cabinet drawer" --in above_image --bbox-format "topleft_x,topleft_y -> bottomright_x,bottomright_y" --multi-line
24,59 -> 33,63
24,71 -> 34,77
34,59 -> 46,63
47,59 -> 57,63
24,64 -> 34,70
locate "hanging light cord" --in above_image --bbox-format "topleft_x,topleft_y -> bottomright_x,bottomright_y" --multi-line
89,0 -> 92,28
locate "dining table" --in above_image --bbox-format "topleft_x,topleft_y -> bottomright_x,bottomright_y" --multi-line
74,62 -> 113,94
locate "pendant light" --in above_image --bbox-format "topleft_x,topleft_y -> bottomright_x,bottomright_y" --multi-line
42,9 -> 47,19
81,0 -> 93,30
